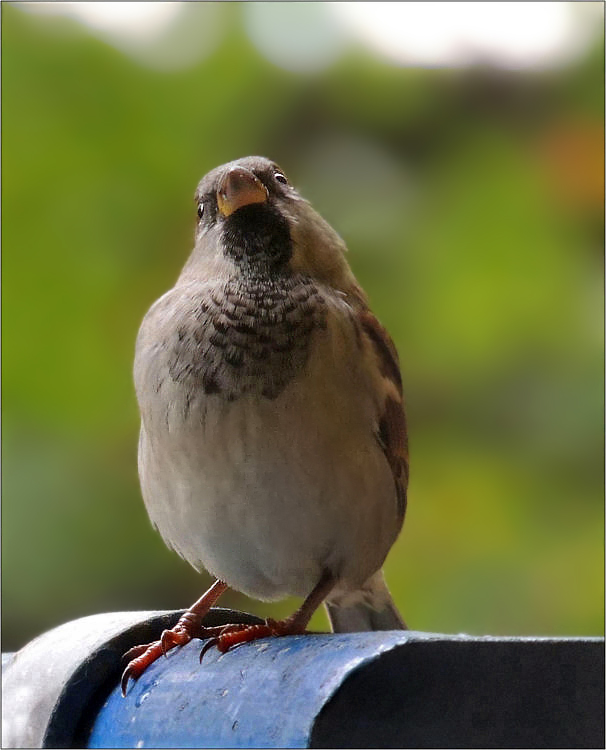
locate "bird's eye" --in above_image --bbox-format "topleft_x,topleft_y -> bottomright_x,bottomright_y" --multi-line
274,172 -> 288,185
197,203 -> 204,220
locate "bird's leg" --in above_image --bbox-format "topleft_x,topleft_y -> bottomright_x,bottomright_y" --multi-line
200,571 -> 336,660
121,578 -> 228,695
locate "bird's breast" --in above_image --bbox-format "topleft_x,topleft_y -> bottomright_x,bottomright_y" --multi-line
165,274 -> 327,404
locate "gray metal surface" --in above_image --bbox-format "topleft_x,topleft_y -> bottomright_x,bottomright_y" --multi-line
2,610 -> 604,748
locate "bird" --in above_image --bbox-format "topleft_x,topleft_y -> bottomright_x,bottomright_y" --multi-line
121,156 -> 409,695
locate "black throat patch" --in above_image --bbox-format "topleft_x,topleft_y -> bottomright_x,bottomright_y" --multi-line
221,203 -> 293,271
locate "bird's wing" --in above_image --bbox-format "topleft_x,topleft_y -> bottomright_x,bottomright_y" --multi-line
357,307 -> 409,524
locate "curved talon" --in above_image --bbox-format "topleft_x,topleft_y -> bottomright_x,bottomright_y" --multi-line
199,637 -> 220,662
121,666 -> 135,697
121,641 -> 163,696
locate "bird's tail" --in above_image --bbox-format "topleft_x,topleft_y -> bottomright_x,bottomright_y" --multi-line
325,570 -> 407,633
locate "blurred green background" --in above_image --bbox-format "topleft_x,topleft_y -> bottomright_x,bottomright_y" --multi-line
2,2 -> 604,651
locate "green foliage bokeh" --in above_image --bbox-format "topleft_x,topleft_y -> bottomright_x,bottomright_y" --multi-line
2,3 -> 604,651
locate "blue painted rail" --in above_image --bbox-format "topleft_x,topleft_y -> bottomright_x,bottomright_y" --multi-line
2,609 -> 604,748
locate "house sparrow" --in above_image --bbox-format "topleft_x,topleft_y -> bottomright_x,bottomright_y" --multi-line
122,156 -> 409,695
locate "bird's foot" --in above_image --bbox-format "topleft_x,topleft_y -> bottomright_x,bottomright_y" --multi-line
121,579 -> 229,695
199,616 -> 307,660
121,617 -> 232,695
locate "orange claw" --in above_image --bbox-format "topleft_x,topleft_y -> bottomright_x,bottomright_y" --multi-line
199,619 -> 307,661
121,632 -> 194,695
215,623 -> 275,652
121,641 -> 165,696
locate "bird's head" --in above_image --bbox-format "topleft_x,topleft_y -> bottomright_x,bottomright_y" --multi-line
184,156 -> 359,294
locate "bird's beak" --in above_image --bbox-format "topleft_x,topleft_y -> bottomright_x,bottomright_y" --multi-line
217,167 -> 269,217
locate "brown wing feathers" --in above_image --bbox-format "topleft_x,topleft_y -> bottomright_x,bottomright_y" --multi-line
357,308 -> 409,524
